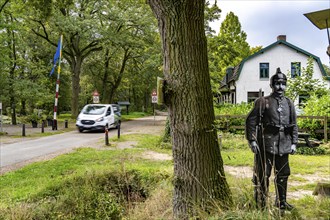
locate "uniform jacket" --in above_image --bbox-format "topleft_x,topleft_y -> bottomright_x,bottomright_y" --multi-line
245,93 -> 298,155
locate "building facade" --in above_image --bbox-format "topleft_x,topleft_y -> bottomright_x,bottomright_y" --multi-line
220,35 -> 330,104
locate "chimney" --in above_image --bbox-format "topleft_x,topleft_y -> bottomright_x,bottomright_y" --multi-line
277,35 -> 286,41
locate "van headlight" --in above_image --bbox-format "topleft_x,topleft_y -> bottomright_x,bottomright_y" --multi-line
96,117 -> 104,122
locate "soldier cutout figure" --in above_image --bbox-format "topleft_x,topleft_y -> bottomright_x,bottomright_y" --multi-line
245,68 -> 298,211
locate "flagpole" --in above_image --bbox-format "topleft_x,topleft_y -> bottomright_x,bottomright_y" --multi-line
52,35 -> 63,130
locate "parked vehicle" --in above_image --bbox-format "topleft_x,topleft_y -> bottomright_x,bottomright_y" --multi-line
76,104 -> 121,132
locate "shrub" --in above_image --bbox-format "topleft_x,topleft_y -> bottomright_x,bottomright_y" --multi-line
0,169 -> 158,220
296,146 -> 326,155
214,103 -> 252,134
298,93 -> 330,140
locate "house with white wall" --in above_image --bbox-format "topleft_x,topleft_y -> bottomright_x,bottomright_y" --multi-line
220,35 -> 330,104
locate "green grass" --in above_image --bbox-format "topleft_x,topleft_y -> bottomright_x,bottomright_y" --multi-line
110,133 -> 171,153
121,111 -> 151,120
0,132 -> 329,219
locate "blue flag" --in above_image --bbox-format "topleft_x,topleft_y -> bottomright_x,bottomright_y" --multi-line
50,39 -> 61,76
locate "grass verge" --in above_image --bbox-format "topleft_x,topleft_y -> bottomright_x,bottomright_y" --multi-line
0,132 -> 329,219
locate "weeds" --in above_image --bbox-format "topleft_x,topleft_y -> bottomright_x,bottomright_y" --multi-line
0,132 -> 329,219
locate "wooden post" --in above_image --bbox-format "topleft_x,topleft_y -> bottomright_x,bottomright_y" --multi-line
22,124 -> 26,136
117,124 -> 120,139
105,128 -> 109,145
324,116 -> 328,142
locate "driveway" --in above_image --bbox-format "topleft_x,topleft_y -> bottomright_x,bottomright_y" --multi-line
0,115 -> 167,174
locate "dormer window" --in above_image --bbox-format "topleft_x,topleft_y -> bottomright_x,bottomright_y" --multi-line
259,63 -> 269,79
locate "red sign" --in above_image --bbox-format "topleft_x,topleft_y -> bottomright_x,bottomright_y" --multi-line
92,90 -> 99,96
151,89 -> 157,104
92,90 -> 100,103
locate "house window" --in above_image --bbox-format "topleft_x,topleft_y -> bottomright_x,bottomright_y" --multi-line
247,92 -> 264,103
259,63 -> 269,79
298,94 -> 309,106
291,62 -> 301,78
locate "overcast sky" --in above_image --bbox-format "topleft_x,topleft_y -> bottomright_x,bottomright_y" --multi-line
210,0 -> 330,66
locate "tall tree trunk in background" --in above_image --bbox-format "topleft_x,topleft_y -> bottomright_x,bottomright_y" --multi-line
108,48 -> 130,103
8,15 -> 17,125
70,55 -> 83,118
102,48 -> 110,104
148,0 -> 232,218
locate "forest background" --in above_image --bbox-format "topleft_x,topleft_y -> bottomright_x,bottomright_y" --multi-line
0,0 -> 329,125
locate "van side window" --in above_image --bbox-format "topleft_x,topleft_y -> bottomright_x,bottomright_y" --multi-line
106,107 -> 111,116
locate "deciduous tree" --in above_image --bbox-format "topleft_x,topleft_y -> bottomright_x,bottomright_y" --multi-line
208,12 -> 251,94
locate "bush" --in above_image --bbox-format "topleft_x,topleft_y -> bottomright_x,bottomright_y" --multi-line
214,102 -> 252,115
0,169 -> 157,220
25,113 -> 41,123
298,93 -> 330,140
296,146 -> 326,155
214,103 -> 252,134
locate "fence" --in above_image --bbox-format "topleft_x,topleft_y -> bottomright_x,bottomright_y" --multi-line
215,115 -> 329,142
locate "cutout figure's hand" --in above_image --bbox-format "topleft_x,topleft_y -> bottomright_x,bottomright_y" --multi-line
291,144 -> 297,155
249,141 -> 259,154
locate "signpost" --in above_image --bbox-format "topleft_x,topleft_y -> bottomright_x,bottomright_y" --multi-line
151,89 -> 157,124
93,90 -> 100,104
151,89 -> 158,104
0,102 -> 2,132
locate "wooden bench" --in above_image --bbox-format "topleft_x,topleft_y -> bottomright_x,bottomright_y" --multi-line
298,132 -> 320,148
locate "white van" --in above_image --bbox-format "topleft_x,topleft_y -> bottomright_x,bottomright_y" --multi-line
76,104 -> 121,132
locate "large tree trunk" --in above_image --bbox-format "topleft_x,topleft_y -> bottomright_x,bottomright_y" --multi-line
148,1 -> 232,218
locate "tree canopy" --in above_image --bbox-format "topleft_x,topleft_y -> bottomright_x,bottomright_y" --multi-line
0,0 -> 162,121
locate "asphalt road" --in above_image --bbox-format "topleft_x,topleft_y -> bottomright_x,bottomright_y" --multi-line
0,115 -> 166,171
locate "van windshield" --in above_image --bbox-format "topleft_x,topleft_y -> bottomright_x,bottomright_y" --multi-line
82,106 -> 106,115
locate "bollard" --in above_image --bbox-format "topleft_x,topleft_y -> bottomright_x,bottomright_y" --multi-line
41,122 -> 44,133
65,120 -> 68,128
117,123 -> 120,139
105,128 -> 109,145
22,124 -> 26,136
43,120 -> 47,128
52,119 -> 57,130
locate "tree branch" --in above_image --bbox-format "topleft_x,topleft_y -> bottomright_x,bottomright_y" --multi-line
0,0 -> 9,14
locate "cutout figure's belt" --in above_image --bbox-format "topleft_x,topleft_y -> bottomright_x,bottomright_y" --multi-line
265,124 -> 295,133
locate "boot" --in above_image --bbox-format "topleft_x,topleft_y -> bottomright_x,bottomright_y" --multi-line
275,176 -> 295,211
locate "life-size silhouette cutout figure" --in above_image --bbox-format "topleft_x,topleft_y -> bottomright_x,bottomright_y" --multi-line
245,67 -> 298,210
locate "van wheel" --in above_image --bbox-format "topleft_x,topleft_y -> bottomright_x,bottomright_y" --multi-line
78,128 -> 84,133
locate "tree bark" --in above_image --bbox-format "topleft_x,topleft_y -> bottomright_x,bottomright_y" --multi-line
148,0 -> 232,218
108,48 -> 130,103
70,55 -> 82,118
7,14 -> 17,125
102,49 -> 111,104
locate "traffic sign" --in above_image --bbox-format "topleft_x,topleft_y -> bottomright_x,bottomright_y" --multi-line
151,89 -> 157,103
92,90 -> 100,103
152,96 -> 158,103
